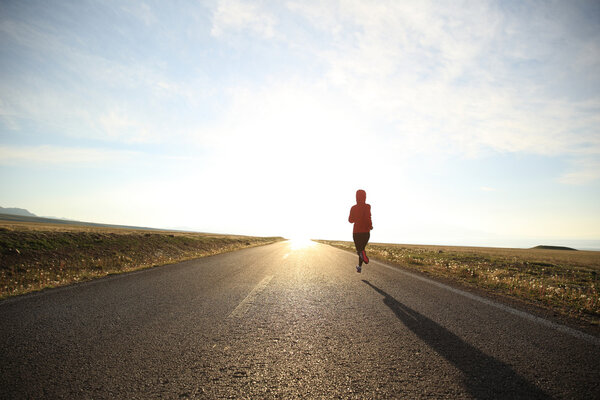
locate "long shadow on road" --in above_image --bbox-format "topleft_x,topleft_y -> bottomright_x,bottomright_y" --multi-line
362,280 -> 548,399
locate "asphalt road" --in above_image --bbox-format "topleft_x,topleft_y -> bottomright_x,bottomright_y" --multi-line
1,241 -> 598,399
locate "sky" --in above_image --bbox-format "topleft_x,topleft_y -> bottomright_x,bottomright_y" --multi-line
1,0 -> 599,249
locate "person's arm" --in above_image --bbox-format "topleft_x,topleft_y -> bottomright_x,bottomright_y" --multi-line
349,205 -> 355,223
368,205 -> 373,230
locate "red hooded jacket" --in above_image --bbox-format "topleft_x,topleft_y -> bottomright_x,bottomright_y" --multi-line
349,189 -> 373,233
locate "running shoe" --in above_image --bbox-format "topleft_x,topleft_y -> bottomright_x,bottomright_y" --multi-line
356,265 -> 362,273
361,250 -> 369,264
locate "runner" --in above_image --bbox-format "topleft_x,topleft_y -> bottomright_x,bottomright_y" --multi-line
348,189 -> 373,273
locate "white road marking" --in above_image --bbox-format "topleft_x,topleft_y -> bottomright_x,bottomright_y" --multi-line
369,258 -> 600,346
227,275 -> 273,319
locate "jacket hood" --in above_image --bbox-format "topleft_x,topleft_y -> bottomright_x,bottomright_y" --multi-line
356,189 -> 366,204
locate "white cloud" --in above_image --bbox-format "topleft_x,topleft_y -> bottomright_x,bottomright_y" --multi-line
0,98 -> 19,131
0,13 -> 206,145
98,110 -> 155,144
281,0 -> 600,173
0,19 -> 60,52
0,80 -> 167,144
211,0 -> 277,39
0,145 -> 139,166
558,158 -> 600,185
119,2 -> 157,26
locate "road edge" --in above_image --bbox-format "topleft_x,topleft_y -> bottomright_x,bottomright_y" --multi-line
320,242 -> 600,343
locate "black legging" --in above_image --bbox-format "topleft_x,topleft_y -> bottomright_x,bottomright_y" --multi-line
353,232 -> 370,266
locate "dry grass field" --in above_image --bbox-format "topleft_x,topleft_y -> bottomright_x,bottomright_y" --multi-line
317,240 -> 600,327
0,221 -> 284,299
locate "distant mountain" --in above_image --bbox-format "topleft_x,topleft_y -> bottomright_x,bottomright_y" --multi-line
531,245 -> 577,251
0,207 -> 37,217
0,210 -> 161,232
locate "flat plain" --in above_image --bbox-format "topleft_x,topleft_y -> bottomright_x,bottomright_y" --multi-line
0,220 -> 283,299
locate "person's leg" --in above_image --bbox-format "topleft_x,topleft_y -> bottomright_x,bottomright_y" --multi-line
354,233 -> 368,252
361,232 -> 370,264
353,233 -> 363,267
354,233 -> 370,266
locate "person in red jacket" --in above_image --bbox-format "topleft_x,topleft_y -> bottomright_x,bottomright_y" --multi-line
348,189 -> 373,273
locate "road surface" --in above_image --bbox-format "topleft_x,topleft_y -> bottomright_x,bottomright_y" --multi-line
1,241 -> 598,399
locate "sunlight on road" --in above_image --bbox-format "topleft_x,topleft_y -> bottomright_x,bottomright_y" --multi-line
288,237 -> 316,250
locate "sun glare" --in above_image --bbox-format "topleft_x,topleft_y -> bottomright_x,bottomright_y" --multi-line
289,237 -> 316,250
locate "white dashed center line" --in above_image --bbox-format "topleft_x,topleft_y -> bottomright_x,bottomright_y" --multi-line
227,275 -> 273,319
